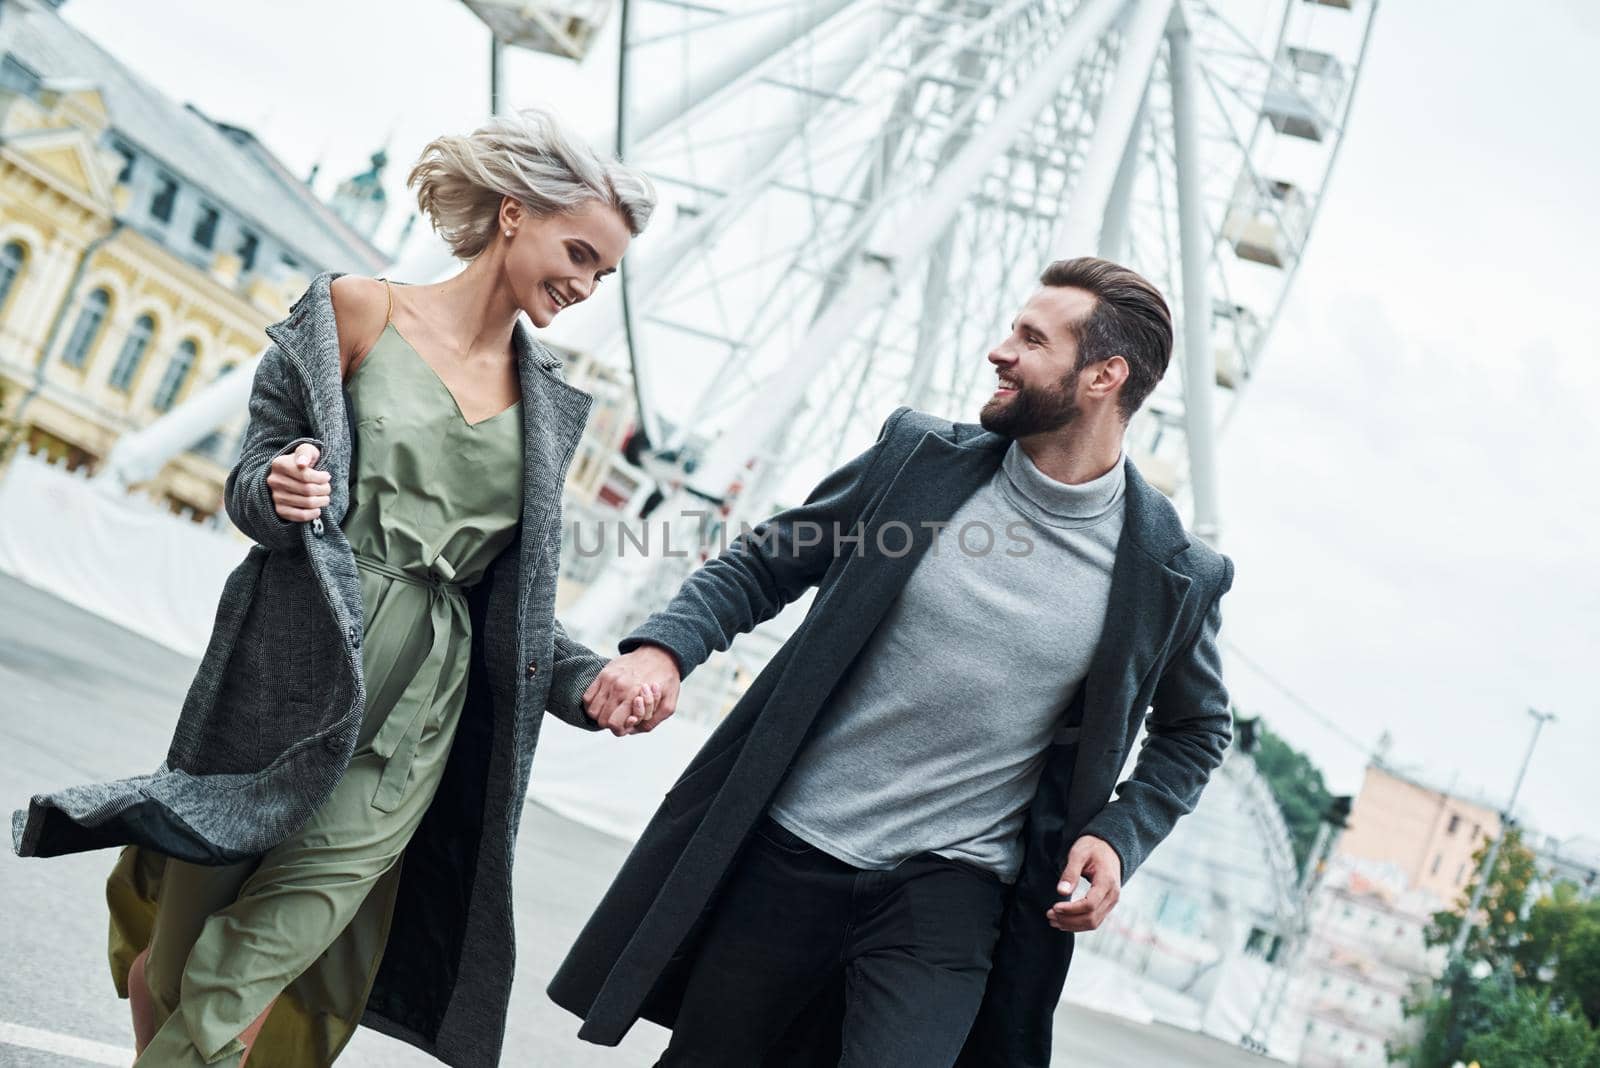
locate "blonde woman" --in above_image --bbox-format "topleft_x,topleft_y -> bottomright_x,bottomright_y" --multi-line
14,107 -> 660,1067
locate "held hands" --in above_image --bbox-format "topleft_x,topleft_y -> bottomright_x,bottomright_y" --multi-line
1046,835 -> 1122,933
269,443 -> 332,522
582,645 -> 682,737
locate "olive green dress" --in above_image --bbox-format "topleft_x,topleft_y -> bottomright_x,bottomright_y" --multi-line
104,307 -> 524,1067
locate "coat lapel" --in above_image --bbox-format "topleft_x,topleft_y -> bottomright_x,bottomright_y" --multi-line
1065,458 -> 1192,824
508,318 -> 592,622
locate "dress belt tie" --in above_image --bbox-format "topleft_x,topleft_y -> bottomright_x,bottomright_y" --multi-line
352,550 -> 468,812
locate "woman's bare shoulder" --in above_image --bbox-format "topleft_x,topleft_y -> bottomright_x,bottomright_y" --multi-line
330,275 -> 389,381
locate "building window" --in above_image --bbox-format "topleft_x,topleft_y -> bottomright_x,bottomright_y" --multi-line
1456,862 -> 1467,884
109,314 -> 154,393
1448,814 -> 1461,835
150,174 -> 178,222
110,139 -> 136,184
1431,853 -> 1442,875
237,230 -> 259,271
60,288 -> 111,368
0,240 -> 26,310
193,205 -> 219,249
152,338 -> 197,412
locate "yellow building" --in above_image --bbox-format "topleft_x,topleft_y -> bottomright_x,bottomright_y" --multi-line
0,0 -> 387,519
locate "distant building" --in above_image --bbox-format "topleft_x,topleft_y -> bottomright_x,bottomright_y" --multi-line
1285,763 -> 1501,1066
1291,856 -> 1441,1068
1337,763 -> 1501,904
1529,832 -> 1600,902
0,0 -> 386,518
330,148 -> 389,242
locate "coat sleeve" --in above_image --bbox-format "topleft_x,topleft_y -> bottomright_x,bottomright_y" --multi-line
1078,554 -> 1236,884
545,617 -> 608,731
222,343 -> 326,551
617,406 -> 910,681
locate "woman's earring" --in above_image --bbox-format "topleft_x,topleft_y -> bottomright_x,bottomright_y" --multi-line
504,229 -> 513,237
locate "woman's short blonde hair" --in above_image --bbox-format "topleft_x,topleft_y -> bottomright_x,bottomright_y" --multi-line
408,107 -> 657,260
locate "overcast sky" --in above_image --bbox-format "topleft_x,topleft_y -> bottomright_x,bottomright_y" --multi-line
57,0 -> 1599,845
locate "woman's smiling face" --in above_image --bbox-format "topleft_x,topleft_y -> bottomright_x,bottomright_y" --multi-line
500,197 -> 632,328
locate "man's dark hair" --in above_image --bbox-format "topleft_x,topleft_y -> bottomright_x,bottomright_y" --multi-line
1038,257 -> 1172,422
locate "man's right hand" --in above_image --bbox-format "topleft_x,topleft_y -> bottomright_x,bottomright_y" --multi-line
268,443 -> 332,523
584,645 -> 683,735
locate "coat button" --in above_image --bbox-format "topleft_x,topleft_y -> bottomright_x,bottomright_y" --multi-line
312,516 -> 324,537
525,660 -> 538,678
348,624 -> 361,648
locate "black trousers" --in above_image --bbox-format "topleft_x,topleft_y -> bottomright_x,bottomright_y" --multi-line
659,815 -> 1009,1068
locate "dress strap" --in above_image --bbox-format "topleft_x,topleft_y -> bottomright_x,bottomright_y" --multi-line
379,276 -> 394,328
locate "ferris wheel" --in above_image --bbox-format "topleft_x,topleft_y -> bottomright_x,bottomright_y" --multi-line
597,0 -> 1377,545
523,0 -> 1378,651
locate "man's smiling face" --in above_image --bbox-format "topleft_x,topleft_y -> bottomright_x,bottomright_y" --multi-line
979,285 -> 1097,438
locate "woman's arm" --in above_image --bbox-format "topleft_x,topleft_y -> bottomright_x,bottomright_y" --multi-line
545,618 -> 610,731
222,343 -> 325,551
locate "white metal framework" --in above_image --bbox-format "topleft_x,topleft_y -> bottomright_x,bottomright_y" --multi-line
560,0 -> 1376,639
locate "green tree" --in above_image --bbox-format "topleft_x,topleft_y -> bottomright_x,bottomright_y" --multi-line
1425,827 -> 1537,972
1512,879 -> 1600,1026
1519,879 -> 1590,982
1556,917 -> 1600,1027
1462,986 -> 1600,1067
1248,718 -> 1333,872
1397,839 -> 1600,1066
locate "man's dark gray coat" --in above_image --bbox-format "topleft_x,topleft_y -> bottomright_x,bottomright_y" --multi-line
12,270 -> 608,1068
548,405 -> 1235,1067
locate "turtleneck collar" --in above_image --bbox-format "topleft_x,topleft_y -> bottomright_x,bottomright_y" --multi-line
998,439 -> 1125,528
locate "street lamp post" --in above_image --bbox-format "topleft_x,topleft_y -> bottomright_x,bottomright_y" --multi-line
1447,707 -> 1556,964
490,33 -> 505,115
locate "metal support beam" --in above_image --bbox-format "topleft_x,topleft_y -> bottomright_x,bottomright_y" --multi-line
1168,6 -> 1221,544
1099,80 -> 1149,260
490,32 -> 505,115
1053,0 -> 1170,256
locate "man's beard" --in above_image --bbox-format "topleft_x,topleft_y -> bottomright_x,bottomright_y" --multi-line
979,366 -> 1082,438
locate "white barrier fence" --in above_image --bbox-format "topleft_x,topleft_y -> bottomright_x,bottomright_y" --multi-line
0,448 -> 246,658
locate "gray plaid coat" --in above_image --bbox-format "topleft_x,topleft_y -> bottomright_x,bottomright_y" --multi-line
12,270 -> 608,1067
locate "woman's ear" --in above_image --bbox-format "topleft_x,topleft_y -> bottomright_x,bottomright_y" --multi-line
499,195 -> 524,232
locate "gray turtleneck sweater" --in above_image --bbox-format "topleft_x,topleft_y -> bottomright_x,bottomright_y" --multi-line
768,441 -> 1127,882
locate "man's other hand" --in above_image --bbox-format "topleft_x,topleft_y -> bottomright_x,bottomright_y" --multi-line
1046,835 -> 1122,932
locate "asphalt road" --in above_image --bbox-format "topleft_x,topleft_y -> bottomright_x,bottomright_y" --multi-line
0,570 -> 1269,1067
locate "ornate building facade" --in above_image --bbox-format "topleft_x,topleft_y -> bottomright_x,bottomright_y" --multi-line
0,0 -> 388,519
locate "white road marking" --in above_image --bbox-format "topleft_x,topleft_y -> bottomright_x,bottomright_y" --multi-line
0,1022 -> 131,1065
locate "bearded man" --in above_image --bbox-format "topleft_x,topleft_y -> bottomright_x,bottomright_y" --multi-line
553,256 -> 1236,1068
